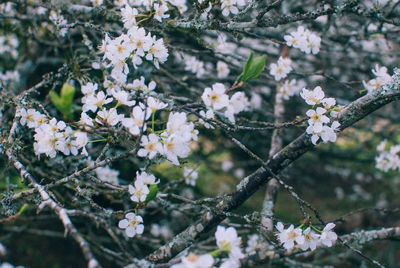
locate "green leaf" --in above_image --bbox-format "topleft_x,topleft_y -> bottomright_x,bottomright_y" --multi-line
50,82 -> 75,119
238,51 -> 254,82
145,184 -> 158,203
18,204 -> 29,215
237,52 -> 267,82
60,82 -> 75,105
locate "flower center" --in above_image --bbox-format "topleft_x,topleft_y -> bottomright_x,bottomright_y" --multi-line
147,143 -> 155,151
187,253 -> 198,262
96,100 -> 104,107
312,114 -> 320,122
38,118 -> 46,125
166,142 -> 174,150
211,93 -> 219,102
129,219 -> 137,227
287,231 -> 297,239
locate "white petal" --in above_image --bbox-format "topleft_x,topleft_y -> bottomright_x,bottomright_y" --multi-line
118,219 -> 129,229
136,224 -> 144,234
126,226 -> 136,237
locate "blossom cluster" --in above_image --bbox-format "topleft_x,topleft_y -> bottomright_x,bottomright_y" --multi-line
276,222 -> 337,251
269,56 -> 293,81
172,225 -> 244,268
101,27 -> 168,82
80,81 -> 136,129
301,86 -> 340,145
201,83 -> 249,124
160,112 -> 199,165
80,78 -> 198,166
375,140 -> 400,172
284,26 -> 321,55
119,171 -> 160,238
99,4 -> 168,83
17,108 -> 88,158
0,35 -> 18,58
362,64 -> 393,93
135,111 -> 198,165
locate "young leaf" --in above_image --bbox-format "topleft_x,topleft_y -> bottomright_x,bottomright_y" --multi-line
18,204 -> 29,215
237,52 -> 267,82
50,82 -> 75,119
145,184 -> 158,203
60,82 -> 75,106
238,51 -> 254,82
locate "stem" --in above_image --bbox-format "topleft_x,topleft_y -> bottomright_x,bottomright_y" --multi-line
151,111 -> 155,132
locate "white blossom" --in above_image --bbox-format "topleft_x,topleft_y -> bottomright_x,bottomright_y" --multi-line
171,253 -> 214,268
18,108 -> 42,128
319,223 -> 337,247
112,89 -> 136,106
215,226 -> 244,260
95,166 -> 119,184
298,227 -> 319,251
270,57 -> 292,81
121,105 -> 151,135
92,0 -> 103,5
375,140 -> 400,172
83,91 -> 113,113
275,222 -> 305,250
96,108 -> 123,126
121,5 -> 138,29
277,79 -> 301,100
153,3 -> 169,22
129,180 -> 150,202
137,134 -> 163,159
80,112 -> 94,127
147,97 -> 168,113
306,107 -> 329,133
118,213 -> 144,238
184,167 -> 198,186
362,64 -> 393,93
300,86 -> 325,106
201,83 -> 229,110
184,55 -> 206,78
217,61 -> 230,78
136,171 -> 159,185
245,234 -> 269,254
